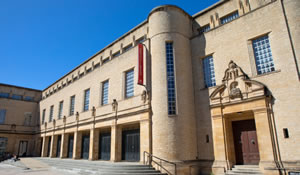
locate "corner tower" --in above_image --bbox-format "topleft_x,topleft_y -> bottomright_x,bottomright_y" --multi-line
148,5 -> 197,161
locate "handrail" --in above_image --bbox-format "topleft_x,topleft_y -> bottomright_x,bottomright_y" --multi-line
143,151 -> 177,175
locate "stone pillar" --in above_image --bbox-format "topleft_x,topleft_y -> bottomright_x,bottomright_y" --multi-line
111,124 -> 121,162
41,136 -> 46,157
73,131 -> 82,159
140,118 -> 151,162
89,128 -> 99,160
50,135 -> 57,158
60,133 -> 69,158
253,108 -> 277,173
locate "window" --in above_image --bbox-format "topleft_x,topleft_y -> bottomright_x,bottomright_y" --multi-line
202,55 -> 216,88
49,105 -> 54,122
166,42 -> 176,115
101,80 -> 109,105
83,89 -> 90,111
94,63 -> 100,69
252,35 -> 275,75
112,51 -> 120,58
42,109 -> 46,124
12,94 -> 22,100
123,43 -> 133,52
125,69 -> 134,98
102,57 -> 110,64
58,101 -> 63,119
0,93 -> 9,98
136,36 -> 146,44
0,109 -> 6,124
70,95 -> 75,116
199,24 -> 210,34
220,11 -> 239,25
86,68 -> 92,73
24,96 -> 34,101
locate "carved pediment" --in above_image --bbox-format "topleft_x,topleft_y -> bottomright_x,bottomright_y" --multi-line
210,61 -> 266,106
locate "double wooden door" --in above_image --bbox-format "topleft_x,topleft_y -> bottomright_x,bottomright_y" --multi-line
56,135 -> 61,157
122,129 -> 140,161
233,119 -> 260,165
99,132 -> 111,160
81,135 -> 90,159
18,141 -> 28,157
67,135 -> 74,158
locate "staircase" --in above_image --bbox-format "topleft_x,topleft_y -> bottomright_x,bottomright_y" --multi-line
35,157 -> 167,175
225,165 -> 263,175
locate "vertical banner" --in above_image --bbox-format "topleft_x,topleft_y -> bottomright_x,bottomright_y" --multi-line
138,44 -> 144,85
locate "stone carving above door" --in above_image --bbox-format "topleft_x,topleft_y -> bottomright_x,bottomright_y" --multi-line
210,60 -> 266,106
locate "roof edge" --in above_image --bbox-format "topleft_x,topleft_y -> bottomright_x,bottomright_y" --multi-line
0,83 -> 42,92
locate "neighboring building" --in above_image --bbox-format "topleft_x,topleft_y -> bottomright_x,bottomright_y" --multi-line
0,83 -> 41,157
1,0 -> 300,174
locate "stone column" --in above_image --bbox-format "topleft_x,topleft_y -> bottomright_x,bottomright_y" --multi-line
60,133 -> 69,158
253,108 -> 277,172
50,135 -> 57,158
140,118 -> 151,162
41,136 -> 46,157
111,124 -> 121,162
89,128 -> 99,160
73,131 -> 82,159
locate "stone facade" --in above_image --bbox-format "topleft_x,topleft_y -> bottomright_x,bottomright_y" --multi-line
1,0 -> 300,174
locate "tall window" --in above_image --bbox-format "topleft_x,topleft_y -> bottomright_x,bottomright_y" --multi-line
58,101 -> 63,119
0,109 -> 6,124
125,69 -> 134,98
101,80 -> 109,105
220,11 -> 239,25
252,35 -> 275,75
202,55 -> 216,88
83,89 -> 90,111
166,42 -> 176,115
49,105 -> 54,122
42,109 -> 46,124
70,95 -> 75,116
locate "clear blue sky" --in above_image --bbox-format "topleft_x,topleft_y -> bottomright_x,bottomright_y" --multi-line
0,0 -> 219,90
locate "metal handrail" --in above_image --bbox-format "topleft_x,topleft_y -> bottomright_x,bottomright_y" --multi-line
143,151 -> 177,175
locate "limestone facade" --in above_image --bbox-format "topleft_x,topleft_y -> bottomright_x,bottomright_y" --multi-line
1,0 -> 300,174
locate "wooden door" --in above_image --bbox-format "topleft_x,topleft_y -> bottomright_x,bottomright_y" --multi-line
99,132 -> 111,160
67,135 -> 74,158
81,134 -> 90,159
56,135 -> 61,157
18,141 -> 28,157
233,119 -> 260,165
122,129 -> 140,161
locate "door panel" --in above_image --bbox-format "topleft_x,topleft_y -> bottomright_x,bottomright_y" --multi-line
68,135 -> 74,158
18,141 -> 28,157
47,137 -> 51,157
99,133 -> 111,160
122,129 -> 140,161
56,135 -> 61,157
233,119 -> 260,165
81,135 -> 90,159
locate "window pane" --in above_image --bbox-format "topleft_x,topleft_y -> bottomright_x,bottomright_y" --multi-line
202,55 -> 216,88
42,109 -> 46,124
252,35 -> 275,75
12,94 -> 22,100
84,89 -> 90,111
125,70 -> 134,98
102,81 -> 109,105
0,93 -> 9,98
70,96 -> 75,116
0,109 -> 6,124
221,11 -> 239,25
49,106 -> 54,122
166,42 -> 176,115
24,96 -> 34,101
58,101 -> 63,119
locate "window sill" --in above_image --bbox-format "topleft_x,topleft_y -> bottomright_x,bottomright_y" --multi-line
251,69 -> 281,79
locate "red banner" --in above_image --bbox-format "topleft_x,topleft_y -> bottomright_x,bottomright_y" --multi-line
138,44 -> 143,85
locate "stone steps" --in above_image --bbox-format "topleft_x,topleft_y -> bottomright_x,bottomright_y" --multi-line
226,165 -> 262,175
35,158 -> 167,175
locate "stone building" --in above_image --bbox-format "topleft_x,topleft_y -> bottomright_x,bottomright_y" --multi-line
1,0 -> 299,174
0,83 -> 41,157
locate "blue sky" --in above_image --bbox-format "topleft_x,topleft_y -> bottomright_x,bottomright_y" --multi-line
0,0 -> 219,90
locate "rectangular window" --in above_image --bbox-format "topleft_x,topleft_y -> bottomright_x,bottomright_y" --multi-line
112,51 -> 120,58
199,24 -> 211,34
12,94 -> 22,100
125,69 -> 134,98
123,43 -> 133,52
166,42 -> 176,115
102,57 -> 110,64
220,11 -> 239,25
49,105 -> 54,122
252,35 -> 275,75
70,95 -> 75,116
24,96 -> 34,101
202,55 -> 216,88
0,93 -> 9,98
58,101 -> 63,119
136,36 -> 146,44
94,63 -> 100,69
101,80 -> 109,105
83,89 -> 90,111
0,109 -> 6,124
42,109 -> 46,124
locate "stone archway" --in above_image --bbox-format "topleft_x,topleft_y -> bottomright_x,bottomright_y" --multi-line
209,61 -> 279,175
